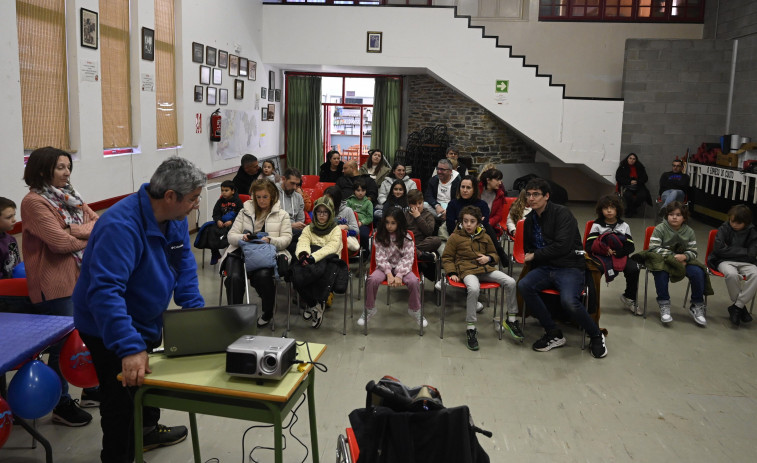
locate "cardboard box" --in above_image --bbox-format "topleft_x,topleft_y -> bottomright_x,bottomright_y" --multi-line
717,152 -> 739,168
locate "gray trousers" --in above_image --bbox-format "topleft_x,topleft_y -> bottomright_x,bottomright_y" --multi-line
462,270 -> 516,323
718,261 -> 757,308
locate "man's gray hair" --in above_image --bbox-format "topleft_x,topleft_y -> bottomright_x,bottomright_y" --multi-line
147,157 -> 207,200
437,158 -> 453,170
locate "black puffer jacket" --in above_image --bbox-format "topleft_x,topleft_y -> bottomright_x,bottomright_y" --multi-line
708,222 -> 757,269
292,254 -> 348,306
523,201 -> 585,270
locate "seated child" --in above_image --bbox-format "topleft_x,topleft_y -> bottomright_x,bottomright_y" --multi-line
585,194 -> 641,315
362,208 -> 427,328
708,204 -> 757,326
506,189 -> 531,236
294,197 -> 344,328
0,197 -> 21,279
261,159 -> 278,183
442,206 -> 521,351
346,177 -> 373,254
375,179 -> 408,221
201,180 -> 244,265
405,190 -> 441,280
640,201 -> 711,326
324,186 -> 359,252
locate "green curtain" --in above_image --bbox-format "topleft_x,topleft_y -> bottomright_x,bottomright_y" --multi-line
286,76 -> 322,175
371,77 -> 401,163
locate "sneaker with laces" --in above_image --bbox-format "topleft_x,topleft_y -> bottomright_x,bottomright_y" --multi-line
79,387 -> 101,408
532,329 -> 566,352
660,304 -> 673,324
257,314 -> 272,328
689,303 -> 707,326
466,328 -> 479,351
728,305 -> 741,326
740,307 -> 753,323
407,308 -> 428,328
476,301 -> 485,313
143,424 -> 188,451
619,295 -> 640,316
590,334 -> 608,358
503,319 -> 524,340
434,280 -> 442,291
311,306 -> 324,328
52,397 -> 92,427
357,307 -> 377,326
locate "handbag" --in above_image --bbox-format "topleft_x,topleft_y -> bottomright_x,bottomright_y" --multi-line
238,239 -> 278,277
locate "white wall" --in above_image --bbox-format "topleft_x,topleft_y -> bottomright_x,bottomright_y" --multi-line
0,0 -> 281,209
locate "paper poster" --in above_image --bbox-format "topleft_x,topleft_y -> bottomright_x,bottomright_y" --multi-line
80,59 -> 98,82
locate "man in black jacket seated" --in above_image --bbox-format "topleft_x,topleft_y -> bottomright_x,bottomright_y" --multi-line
336,160 -> 379,205
516,178 -> 608,358
658,158 -> 690,211
232,154 -> 262,196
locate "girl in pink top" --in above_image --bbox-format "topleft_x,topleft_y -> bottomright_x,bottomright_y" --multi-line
361,207 -> 427,328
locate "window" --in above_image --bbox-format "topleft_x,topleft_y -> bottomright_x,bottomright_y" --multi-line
155,0 -> 178,148
16,0 -> 70,151
538,0 -> 704,22
100,0 -> 133,152
321,76 -> 375,163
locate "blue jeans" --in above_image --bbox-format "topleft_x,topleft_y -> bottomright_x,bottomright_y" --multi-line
34,296 -> 74,400
653,266 -> 705,305
660,189 -> 685,208
517,266 -> 601,338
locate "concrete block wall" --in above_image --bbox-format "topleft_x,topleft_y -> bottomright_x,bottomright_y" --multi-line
406,75 -> 536,168
704,0 -> 757,40
621,39 -> 732,187
730,34 -> 757,138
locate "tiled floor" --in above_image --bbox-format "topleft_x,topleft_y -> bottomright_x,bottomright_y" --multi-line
2,203 -> 756,462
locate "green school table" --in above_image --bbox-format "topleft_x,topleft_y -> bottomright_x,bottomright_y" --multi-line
126,342 -> 326,463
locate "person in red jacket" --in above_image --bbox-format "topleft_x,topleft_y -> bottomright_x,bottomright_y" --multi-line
478,168 -> 507,238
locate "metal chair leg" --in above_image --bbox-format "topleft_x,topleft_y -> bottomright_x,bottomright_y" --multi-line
440,279 -> 447,339
643,269 -> 649,319
419,275 -> 425,337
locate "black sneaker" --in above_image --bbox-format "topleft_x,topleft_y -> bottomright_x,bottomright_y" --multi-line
532,330 -> 566,352
503,319 -> 524,340
466,328 -> 479,351
728,305 -> 741,326
740,307 -> 753,324
143,424 -> 188,452
590,334 -> 608,359
79,387 -> 101,408
52,397 -> 92,427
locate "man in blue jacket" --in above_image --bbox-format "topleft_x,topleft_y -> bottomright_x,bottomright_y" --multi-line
73,157 -> 206,462
516,178 -> 608,359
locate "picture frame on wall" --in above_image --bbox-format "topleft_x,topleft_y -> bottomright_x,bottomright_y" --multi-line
199,65 -> 211,85
141,27 -> 154,61
262,108 -> 268,121
206,46 -> 217,66
192,42 -> 204,63
194,85 -> 203,103
218,50 -> 228,68
219,88 -> 228,105
80,8 -> 98,49
268,71 -> 275,91
367,31 -> 382,53
239,58 -> 248,77
248,61 -> 256,81
268,88 -> 274,102
267,104 -> 275,122
212,68 -> 222,85
261,87 -> 267,100
229,55 -> 239,77
207,87 -> 217,105
274,89 -> 281,102
234,79 -> 244,100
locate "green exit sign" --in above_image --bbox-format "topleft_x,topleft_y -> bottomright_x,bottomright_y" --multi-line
495,80 -> 509,93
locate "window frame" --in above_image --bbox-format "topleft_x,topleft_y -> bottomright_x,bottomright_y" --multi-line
538,0 -> 705,23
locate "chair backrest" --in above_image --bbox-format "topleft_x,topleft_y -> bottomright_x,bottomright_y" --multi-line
302,187 -> 318,204
238,194 -> 251,202
705,229 -> 718,270
643,226 -> 655,250
410,178 -> 422,191
315,182 -> 335,198
512,219 -> 526,264
0,278 -> 29,297
583,220 -> 594,248
301,175 -> 319,189
500,197 -> 517,230
340,229 -> 350,270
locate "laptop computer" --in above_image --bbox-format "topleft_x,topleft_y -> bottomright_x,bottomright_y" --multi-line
162,304 -> 258,357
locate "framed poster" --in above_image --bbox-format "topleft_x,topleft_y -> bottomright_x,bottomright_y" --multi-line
206,46 -> 217,66
239,57 -> 248,77
262,107 -> 268,120
267,104 -> 275,122
268,71 -> 275,91
229,54 -> 239,77
218,50 -> 228,68
194,85 -> 203,103
248,61 -> 256,81
212,68 -> 222,85
141,27 -> 154,61
234,79 -> 244,100
207,87 -> 217,105
219,88 -> 228,105
199,65 -> 211,85
80,8 -> 98,49
274,89 -> 281,102
367,31 -> 382,53
261,87 -> 267,100
192,42 -> 204,63
268,88 -> 274,102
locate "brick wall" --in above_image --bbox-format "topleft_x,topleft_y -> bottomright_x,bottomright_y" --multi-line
621,39 -> 732,185
406,75 -> 535,167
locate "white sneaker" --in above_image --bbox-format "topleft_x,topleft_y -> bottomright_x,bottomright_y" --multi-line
476,302 -> 485,313
689,304 -> 707,326
357,307 -> 377,326
434,280 -> 442,291
660,305 -> 673,324
619,295 -> 640,316
408,308 -> 428,328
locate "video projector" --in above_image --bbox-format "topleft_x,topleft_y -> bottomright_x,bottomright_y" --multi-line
225,335 -> 297,380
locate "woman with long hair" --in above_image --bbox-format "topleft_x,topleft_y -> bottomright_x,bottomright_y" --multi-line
359,149 -> 391,186
319,150 -> 344,183
615,152 -> 652,217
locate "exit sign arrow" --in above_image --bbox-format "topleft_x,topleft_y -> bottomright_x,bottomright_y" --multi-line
495,80 -> 509,93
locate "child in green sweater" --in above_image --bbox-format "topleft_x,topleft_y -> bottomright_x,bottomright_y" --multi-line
346,177 -> 373,254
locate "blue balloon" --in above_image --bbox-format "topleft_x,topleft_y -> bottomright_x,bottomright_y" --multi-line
7,360 -> 61,420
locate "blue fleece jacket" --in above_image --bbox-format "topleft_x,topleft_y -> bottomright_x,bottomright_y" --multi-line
73,184 -> 204,358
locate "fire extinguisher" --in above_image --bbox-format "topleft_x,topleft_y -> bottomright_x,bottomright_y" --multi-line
210,109 -> 222,142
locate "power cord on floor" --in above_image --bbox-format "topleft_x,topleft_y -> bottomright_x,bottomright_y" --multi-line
242,393 -> 309,463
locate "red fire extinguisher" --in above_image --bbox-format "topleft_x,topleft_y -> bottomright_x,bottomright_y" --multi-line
210,109 -> 222,142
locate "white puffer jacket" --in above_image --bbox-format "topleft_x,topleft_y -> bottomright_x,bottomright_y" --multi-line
223,199 -> 292,260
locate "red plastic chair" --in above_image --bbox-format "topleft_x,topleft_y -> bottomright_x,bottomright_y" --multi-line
315,182 -> 335,199
364,231 -> 425,336
640,225 -> 655,318
337,229 -> 354,335
0,278 -> 30,297
499,197 -> 517,275
410,178 -> 421,192
439,273 -> 504,341
238,194 -> 251,202
301,175 -> 319,189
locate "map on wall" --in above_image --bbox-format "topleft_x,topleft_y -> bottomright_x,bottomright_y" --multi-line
215,109 -> 259,160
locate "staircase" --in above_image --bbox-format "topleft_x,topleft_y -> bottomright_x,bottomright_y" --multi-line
262,4 -> 623,182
